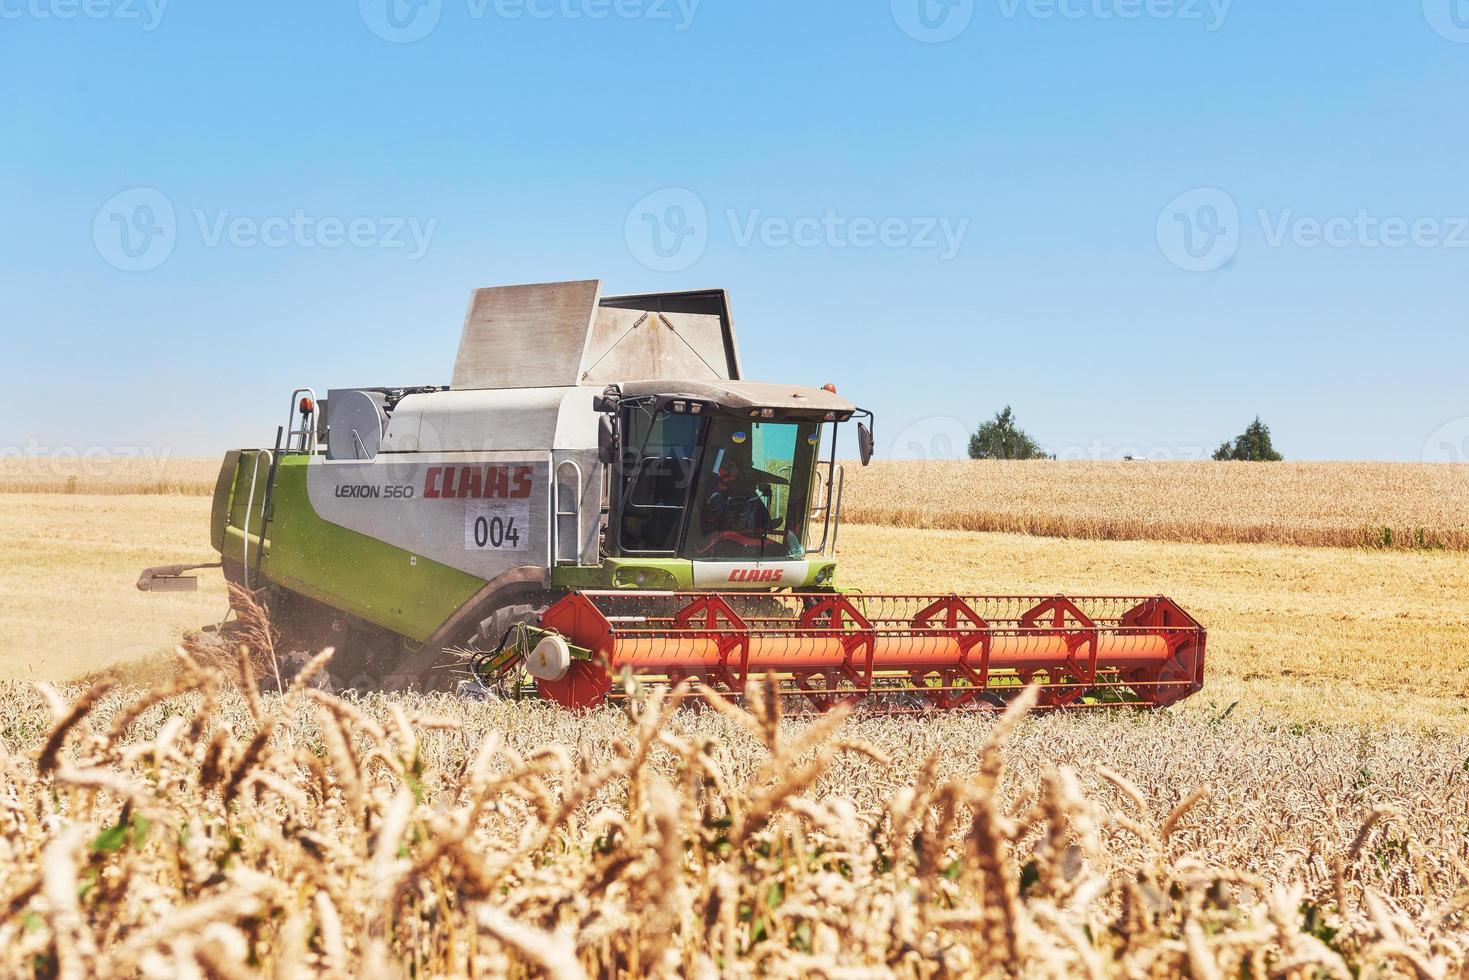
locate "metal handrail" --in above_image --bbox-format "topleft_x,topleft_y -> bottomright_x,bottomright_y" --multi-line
829,464 -> 846,557
554,459 -> 585,566
806,461 -> 829,556
285,387 -> 319,454
239,450 -> 273,590
806,461 -> 845,558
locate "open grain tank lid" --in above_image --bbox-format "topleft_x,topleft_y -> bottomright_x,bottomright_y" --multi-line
450,280 -> 744,390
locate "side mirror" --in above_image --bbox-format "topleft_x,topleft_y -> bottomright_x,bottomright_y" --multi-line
598,415 -> 617,466
857,422 -> 875,467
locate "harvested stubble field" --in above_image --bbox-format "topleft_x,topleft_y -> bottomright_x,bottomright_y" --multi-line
2,668 -> 1466,977
845,460 -> 1469,551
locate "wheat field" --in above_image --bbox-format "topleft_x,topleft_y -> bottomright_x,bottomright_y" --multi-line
2,668 -> 1465,977
3,469 -> 1468,975
845,460 -> 1469,550
9,456 -> 1468,551
0,457 -> 218,496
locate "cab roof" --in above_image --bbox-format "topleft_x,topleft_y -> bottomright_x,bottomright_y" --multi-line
618,379 -> 856,418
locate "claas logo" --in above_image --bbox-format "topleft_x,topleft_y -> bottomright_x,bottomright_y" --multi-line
423,465 -> 534,500
728,568 -> 784,583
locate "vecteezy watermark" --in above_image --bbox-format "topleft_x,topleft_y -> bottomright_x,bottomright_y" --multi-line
359,0 -> 442,42
93,187 -> 178,273
0,440 -> 176,473
93,187 -> 438,271
1423,0 -> 1469,43
1156,187 -> 1240,273
0,0 -> 169,31
359,0 -> 700,43
193,210 -> 438,259
727,210 -> 969,259
893,0 -> 1232,42
885,415 -> 974,461
891,0 -> 975,42
624,187 -> 709,273
1052,438 -> 1215,461
1423,417 -> 1469,464
995,0 -> 1233,31
1257,210 -> 1469,251
875,415 -> 1220,462
1157,188 -> 1469,272
624,188 -> 970,273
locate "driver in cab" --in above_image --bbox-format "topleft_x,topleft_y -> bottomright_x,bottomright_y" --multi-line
696,433 -> 795,558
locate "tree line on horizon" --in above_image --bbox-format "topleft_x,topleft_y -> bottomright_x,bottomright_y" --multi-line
966,407 -> 1283,462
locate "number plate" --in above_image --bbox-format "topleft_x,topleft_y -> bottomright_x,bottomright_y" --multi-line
464,499 -> 530,552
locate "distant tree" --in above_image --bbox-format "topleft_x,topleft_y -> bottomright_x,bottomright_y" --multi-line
1212,417 -> 1283,461
969,406 -> 1050,460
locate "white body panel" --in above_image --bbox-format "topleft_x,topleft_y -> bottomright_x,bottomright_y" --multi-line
306,452 -> 606,580
381,386 -> 602,455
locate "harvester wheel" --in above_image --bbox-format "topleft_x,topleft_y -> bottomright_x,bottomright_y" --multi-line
257,587 -> 405,693
476,601 -> 549,651
393,576 -> 562,692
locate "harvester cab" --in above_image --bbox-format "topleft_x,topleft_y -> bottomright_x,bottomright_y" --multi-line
597,380 -> 865,577
141,279 -> 1205,712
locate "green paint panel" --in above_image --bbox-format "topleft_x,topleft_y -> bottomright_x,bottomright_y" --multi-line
216,454 -> 487,642
210,451 -> 241,552
554,559 -> 692,591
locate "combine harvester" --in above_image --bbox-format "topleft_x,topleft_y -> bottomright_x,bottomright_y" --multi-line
141,281 -> 1205,711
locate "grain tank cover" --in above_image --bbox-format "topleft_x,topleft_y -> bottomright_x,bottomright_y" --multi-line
451,280 -> 742,390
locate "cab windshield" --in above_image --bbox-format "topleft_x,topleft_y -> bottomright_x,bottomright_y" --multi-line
685,417 -> 822,561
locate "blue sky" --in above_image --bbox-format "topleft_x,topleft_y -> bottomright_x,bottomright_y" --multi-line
3,0 -> 1467,463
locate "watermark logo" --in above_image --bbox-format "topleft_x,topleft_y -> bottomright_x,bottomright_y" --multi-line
93,187 -> 178,273
885,415 -> 974,460
1423,0 -> 1469,42
1159,188 -> 1469,272
479,0 -> 700,29
93,188 -> 439,271
1156,187 -> 1240,273
0,441 -> 176,469
1052,438 -> 1214,461
625,187 -> 709,273
1258,210 -> 1469,251
0,0 -> 170,30
624,188 -> 971,272
726,209 -> 969,259
193,209 -> 437,259
1423,417 -> 1469,464
360,0 -> 699,41
891,0 -> 975,42
995,0 -> 1232,31
359,0 -> 442,43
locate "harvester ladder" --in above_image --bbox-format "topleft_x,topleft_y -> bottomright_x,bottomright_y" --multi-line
237,388 -> 320,590
239,450 -> 274,591
554,459 -> 586,566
